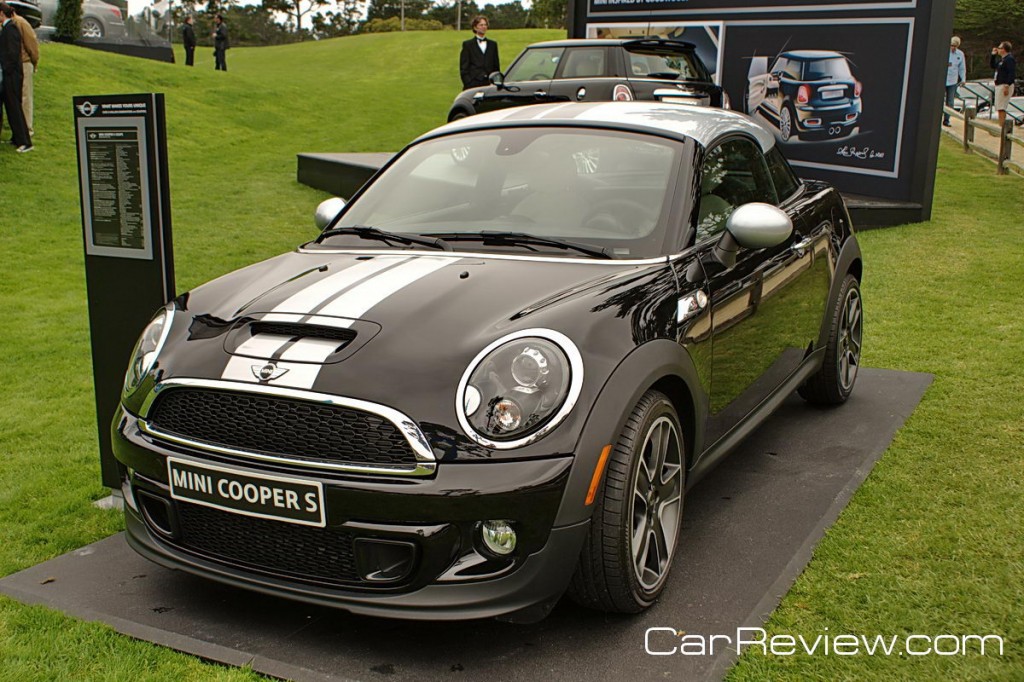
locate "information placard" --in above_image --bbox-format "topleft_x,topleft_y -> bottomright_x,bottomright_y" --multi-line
74,94 -> 175,489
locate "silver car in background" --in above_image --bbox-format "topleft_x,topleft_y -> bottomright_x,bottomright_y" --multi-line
37,0 -> 126,39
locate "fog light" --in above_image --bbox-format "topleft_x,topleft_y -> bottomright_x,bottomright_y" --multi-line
481,520 -> 517,555
805,118 -> 822,127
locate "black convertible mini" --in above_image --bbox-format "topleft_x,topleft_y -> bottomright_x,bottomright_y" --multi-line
113,102 -> 862,622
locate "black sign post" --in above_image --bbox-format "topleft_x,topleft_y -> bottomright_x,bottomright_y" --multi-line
74,93 -> 175,489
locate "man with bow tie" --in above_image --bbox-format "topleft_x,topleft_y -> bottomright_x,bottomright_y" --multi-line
460,16 -> 500,89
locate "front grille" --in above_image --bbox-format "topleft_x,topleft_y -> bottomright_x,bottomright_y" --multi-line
172,501 -> 361,586
148,388 -> 417,467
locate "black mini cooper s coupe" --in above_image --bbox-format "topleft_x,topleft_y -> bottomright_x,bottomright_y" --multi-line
113,102 -> 862,622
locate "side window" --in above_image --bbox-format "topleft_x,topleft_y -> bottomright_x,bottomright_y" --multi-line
559,48 -> 607,79
784,60 -> 802,80
765,147 -> 802,203
696,138 -> 778,242
506,47 -> 564,82
771,57 -> 787,76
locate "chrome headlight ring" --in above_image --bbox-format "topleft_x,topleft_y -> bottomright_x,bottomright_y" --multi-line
122,306 -> 173,397
455,328 -> 584,450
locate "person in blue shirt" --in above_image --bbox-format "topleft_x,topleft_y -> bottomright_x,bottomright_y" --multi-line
944,36 -> 966,126
990,41 -> 1016,128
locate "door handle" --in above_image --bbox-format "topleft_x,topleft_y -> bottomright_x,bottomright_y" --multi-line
791,237 -> 815,257
534,90 -> 547,98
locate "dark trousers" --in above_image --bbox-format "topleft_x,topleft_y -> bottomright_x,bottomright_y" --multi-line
943,83 -> 958,124
185,46 -> 195,66
1,68 -> 29,147
214,48 -> 226,71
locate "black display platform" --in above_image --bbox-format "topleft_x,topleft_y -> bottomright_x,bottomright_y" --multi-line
0,369 -> 931,682
296,152 -> 923,229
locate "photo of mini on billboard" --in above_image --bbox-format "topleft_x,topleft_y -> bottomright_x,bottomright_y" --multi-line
721,19 -> 913,177
745,50 -> 862,143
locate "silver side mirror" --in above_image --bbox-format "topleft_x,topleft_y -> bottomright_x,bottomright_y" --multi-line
314,197 -> 346,230
725,202 -> 793,249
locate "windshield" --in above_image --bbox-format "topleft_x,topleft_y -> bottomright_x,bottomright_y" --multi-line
626,48 -> 710,82
801,57 -> 853,81
326,127 -> 684,258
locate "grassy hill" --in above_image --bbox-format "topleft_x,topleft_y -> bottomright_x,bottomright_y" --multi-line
1,31 -> 1023,681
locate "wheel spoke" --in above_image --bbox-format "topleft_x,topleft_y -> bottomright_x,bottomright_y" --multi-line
635,526 -> 653,577
846,296 -> 861,330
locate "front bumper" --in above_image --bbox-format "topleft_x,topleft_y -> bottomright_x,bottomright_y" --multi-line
114,408 -> 587,621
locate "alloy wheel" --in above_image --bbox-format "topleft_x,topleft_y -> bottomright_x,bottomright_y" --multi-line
837,287 -> 862,392
629,416 -> 683,592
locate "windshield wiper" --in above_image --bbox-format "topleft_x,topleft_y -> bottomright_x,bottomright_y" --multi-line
318,225 -> 453,251
426,231 -> 612,259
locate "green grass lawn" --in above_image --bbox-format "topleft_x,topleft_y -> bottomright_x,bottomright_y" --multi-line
1,31 -> 1022,680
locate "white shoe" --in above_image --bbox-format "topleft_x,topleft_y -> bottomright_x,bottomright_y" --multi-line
16,145 -> 34,153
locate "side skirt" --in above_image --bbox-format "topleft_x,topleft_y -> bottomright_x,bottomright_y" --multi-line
686,348 -> 825,490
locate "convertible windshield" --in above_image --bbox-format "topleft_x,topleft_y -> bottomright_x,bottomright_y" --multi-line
326,127 -> 683,258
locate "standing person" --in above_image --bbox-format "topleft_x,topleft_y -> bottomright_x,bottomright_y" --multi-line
990,41 -> 1017,128
182,15 -> 196,67
943,36 -> 965,127
459,15 -> 499,89
0,3 -> 30,152
212,14 -> 228,72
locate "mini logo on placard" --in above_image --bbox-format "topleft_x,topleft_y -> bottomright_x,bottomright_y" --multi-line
253,363 -> 289,381
77,101 -> 98,116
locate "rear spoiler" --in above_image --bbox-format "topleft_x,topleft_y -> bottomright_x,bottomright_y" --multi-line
622,39 -> 698,53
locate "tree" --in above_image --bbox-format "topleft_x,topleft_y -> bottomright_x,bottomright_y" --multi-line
531,0 -> 566,29
261,0 -> 329,38
53,0 -> 83,43
311,2 -> 365,39
482,1 -> 529,29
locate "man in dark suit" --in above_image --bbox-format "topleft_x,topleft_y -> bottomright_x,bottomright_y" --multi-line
182,15 -> 196,67
0,3 -> 30,152
459,15 -> 499,89
212,14 -> 228,72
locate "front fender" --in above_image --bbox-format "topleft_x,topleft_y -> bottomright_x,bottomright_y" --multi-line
554,340 -> 706,526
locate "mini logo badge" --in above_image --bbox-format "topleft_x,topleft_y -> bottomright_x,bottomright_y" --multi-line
76,101 -> 98,116
253,363 -> 289,381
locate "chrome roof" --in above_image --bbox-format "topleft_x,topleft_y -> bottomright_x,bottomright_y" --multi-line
424,101 -> 777,152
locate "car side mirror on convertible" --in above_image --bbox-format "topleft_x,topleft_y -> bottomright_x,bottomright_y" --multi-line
314,197 -> 347,230
490,71 -> 505,89
713,202 -> 794,269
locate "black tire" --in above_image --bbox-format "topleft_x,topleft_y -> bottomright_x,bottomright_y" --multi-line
568,390 -> 686,613
799,274 -> 863,405
447,110 -> 469,123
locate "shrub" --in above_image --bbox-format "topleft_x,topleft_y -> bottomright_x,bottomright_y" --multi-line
362,16 -> 444,33
53,0 -> 83,43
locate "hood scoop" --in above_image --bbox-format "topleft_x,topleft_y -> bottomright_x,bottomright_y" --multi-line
222,314 -> 381,365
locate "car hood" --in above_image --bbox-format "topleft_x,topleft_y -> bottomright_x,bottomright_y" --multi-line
155,248 -> 674,454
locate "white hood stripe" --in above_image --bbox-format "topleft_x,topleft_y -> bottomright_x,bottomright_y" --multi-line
266,255 -> 411,317
317,256 -> 459,322
220,255 -> 458,390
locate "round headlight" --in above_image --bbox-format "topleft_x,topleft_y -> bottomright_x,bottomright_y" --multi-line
456,329 -> 583,449
123,307 -> 172,396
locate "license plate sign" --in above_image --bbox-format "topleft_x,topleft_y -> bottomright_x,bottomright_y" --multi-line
167,457 -> 325,527
820,89 -> 843,100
